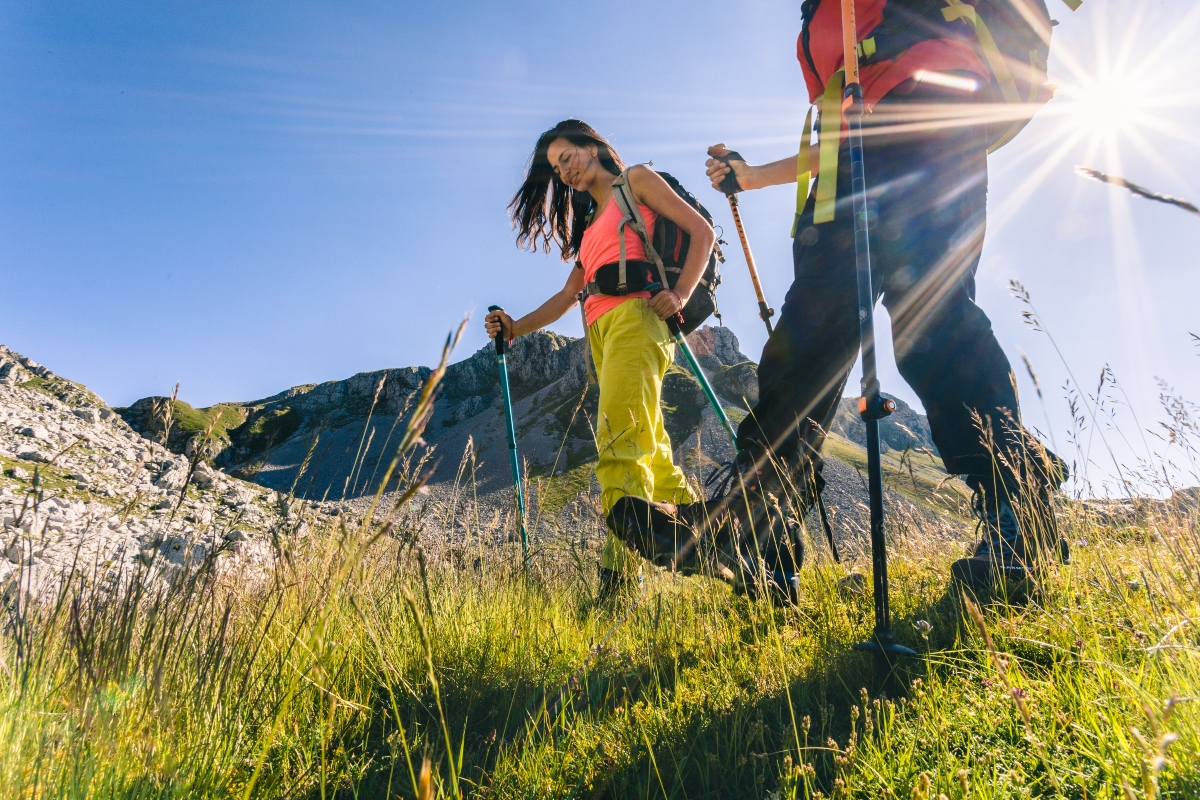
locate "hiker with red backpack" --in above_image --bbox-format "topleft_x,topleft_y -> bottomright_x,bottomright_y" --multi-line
608,0 -> 1078,596
486,119 -> 718,598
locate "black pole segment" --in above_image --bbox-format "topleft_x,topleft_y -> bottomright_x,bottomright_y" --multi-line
842,81 -> 916,661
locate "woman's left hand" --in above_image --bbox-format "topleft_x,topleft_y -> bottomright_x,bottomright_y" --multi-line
648,288 -> 686,321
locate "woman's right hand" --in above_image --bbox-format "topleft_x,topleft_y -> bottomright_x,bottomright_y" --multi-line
705,144 -> 753,192
485,309 -> 514,340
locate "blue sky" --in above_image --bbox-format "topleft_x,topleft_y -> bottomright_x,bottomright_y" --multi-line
3,0 -> 1198,491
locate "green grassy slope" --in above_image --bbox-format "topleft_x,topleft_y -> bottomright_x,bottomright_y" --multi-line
9,335 -> 1196,798
1,478 -> 1196,798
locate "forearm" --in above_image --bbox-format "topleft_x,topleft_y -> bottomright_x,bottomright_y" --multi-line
508,290 -> 576,338
741,149 -> 819,190
671,228 -> 716,302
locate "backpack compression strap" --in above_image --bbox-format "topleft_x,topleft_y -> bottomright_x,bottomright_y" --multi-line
611,171 -> 671,290
940,0 -> 1057,152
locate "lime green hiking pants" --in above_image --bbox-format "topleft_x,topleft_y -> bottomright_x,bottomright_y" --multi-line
589,298 -> 697,573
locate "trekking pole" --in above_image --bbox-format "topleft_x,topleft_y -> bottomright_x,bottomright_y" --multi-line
647,285 -> 738,446
716,155 -> 775,336
488,305 -> 530,570
837,0 -> 915,662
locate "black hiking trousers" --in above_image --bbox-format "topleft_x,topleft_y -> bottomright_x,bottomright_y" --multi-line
738,85 -> 1051,489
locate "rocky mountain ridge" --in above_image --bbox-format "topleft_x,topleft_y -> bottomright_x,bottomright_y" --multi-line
118,326 -> 939,505
5,335 -> 1192,610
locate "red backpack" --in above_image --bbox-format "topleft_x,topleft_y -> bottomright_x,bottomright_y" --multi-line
800,0 -> 1079,152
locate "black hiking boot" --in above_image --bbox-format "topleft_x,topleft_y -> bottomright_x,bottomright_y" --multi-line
741,568 -> 803,606
604,495 -> 711,572
606,452 -> 814,602
950,475 -> 1066,595
951,482 -> 1032,595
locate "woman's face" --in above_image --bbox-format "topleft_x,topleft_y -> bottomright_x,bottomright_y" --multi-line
546,138 -> 600,191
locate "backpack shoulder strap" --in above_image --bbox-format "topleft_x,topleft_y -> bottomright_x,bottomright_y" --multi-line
611,169 -> 670,287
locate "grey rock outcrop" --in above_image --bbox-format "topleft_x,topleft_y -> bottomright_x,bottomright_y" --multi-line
1,344 -> 326,607
107,324 -> 961,554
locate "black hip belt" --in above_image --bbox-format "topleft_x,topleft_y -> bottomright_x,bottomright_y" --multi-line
585,259 -> 674,297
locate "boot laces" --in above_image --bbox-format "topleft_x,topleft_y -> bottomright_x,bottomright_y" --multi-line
704,460 -> 738,500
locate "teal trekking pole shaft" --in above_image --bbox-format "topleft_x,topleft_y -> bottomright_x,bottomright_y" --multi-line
488,305 -> 530,568
647,285 -> 738,446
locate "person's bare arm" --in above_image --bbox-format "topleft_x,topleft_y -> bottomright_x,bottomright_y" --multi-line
627,164 -> 716,321
484,266 -> 584,341
703,143 -> 819,192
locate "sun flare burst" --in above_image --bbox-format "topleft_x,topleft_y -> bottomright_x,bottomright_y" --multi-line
1057,70 -> 1145,141
981,0 -> 1200,238
1042,1 -> 1200,161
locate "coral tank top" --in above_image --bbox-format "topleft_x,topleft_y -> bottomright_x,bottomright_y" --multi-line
578,196 -> 657,327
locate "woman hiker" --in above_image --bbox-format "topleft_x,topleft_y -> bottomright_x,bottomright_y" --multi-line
485,119 -> 716,599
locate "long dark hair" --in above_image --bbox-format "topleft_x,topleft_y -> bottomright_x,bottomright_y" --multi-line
509,119 -> 626,261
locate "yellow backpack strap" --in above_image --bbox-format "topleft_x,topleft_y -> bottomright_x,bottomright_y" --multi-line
790,105 -> 815,237
941,0 -> 1021,104
813,68 -> 845,224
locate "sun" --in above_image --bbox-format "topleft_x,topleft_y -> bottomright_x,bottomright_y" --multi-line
1042,1 -> 1200,155
1056,70 -> 1147,142
980,1 -> 1200,238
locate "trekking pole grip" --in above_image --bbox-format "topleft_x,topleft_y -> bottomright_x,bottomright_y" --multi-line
645,283 -> 683,337
487,305 -> 507,355
716,151 -> 746,196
